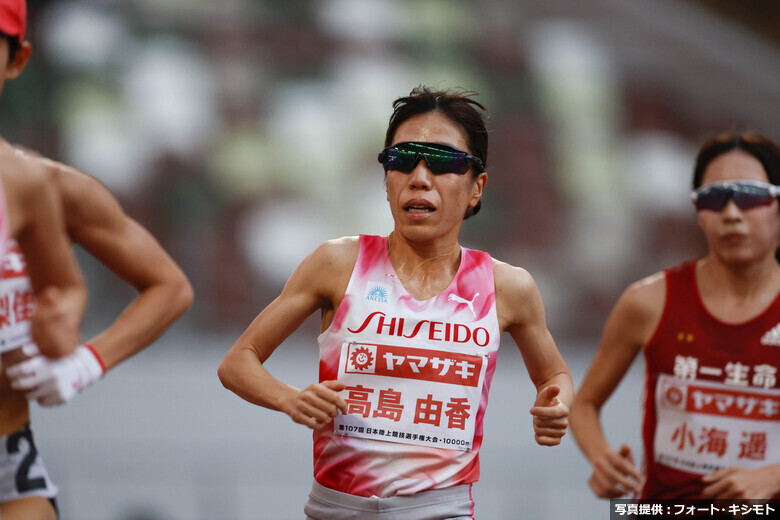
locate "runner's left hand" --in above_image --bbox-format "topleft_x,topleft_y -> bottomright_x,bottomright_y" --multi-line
529,385 -> 569,446
6,344 -> 104,406
701,465 -> 780,499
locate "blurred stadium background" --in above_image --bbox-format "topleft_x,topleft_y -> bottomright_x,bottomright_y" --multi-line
1,0 -> 778,518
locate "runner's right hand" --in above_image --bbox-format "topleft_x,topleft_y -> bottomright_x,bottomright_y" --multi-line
588,444 -> 643,498
284,380 -> 348,430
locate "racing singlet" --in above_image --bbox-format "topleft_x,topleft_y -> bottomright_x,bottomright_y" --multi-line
0,240 -> 33,356
313,234 -> 501,498
641,261 -> 780,499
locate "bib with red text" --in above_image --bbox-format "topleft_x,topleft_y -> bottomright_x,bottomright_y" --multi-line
0,240 -> 33,355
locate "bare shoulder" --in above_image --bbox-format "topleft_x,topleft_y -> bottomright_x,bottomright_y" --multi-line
617,270 -> 666,323
10,146 -> 91,188
27,153 -> 119,212
287,236 -> 359,303
491,257 -> 545,331
310,236 -> 360,273
13,152 -> 127,237
604,269 -> 667,348
0,144 -> 55,191
0,146 -> 60,233
492,257 -> 538,299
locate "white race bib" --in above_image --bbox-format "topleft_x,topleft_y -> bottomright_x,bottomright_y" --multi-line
0,242 -> 33,355
334,341 -> 489,451
654,373 -> 779,474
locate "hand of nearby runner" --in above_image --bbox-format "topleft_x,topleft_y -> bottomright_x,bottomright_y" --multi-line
6,344 -> 104,406
701,465 -> 780,499
529,385 -> 569,446
284,380 -> 348,430
587,444 -> 643,498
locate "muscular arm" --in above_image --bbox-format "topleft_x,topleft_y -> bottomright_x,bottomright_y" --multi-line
52,162 -> 193,370
494,260 -> 573,446
218,238 -> 356,430
569,273 -> 665,498
2,158 -> 86,357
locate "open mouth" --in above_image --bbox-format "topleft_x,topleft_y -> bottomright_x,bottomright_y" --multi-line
404,200 -> 435,213
405,206 -> 434,213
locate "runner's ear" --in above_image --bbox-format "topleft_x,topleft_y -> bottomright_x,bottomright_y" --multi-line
5,41 -> 31,80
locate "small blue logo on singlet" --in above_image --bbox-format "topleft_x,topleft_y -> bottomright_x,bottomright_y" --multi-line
366,285 -> 389,303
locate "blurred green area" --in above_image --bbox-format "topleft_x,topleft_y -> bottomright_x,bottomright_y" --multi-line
2,0 -> 778,340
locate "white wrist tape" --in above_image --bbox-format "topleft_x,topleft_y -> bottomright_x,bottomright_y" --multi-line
72,344 -> 105,390
6,343 -> 105,407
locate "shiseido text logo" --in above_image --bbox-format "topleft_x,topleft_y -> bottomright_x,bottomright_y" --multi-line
347,311 -> 490,347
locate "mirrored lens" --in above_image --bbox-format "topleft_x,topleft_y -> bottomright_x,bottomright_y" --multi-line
382,148 -> 418,172
694,184 -> 775,211
732,185 -> 776,209
378,142 -> 477,175
422,150 -> 469,175
694,186 -> 732,211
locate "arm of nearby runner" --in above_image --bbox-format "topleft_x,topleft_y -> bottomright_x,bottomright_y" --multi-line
701,464 -> 780,500
6,162 -> 193,405
2,161 -> 86,358
54,162 -> 194,370
218,237 -> 357,430
569,273 -> 665,498
494,260 -> 573,447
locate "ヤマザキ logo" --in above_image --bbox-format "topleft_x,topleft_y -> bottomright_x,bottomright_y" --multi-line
349,346 -> 374,371
346,343 -> 377,373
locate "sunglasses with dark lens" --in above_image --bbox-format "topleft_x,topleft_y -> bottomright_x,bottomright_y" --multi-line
691,181 -> 780,211
377,141 -> 485,175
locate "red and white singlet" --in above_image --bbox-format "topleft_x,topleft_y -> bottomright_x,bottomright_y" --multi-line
641,261 -> 780,499
314,234 -> 501,498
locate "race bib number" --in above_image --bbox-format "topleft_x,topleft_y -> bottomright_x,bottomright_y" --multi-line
654,374 -> 780,475
334,341 -> 488,451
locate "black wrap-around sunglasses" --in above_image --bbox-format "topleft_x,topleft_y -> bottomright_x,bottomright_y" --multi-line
378,142 -> 485,175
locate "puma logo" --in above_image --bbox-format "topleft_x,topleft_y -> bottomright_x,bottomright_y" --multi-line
448,293 -> 479,319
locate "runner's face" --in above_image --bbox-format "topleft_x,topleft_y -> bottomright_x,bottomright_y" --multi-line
385,112 -> 486,243
697,150 -> 780,266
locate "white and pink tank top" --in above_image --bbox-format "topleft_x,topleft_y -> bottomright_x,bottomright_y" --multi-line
313,234 -> 501,498
0,240 -> 33,355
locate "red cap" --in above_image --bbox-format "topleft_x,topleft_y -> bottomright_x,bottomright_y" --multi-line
0,0 -> 25,41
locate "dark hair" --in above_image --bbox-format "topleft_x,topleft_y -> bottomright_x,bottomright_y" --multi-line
692,132 -> 780,189
0,31 -> 21,62
384,86 -> 488,219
